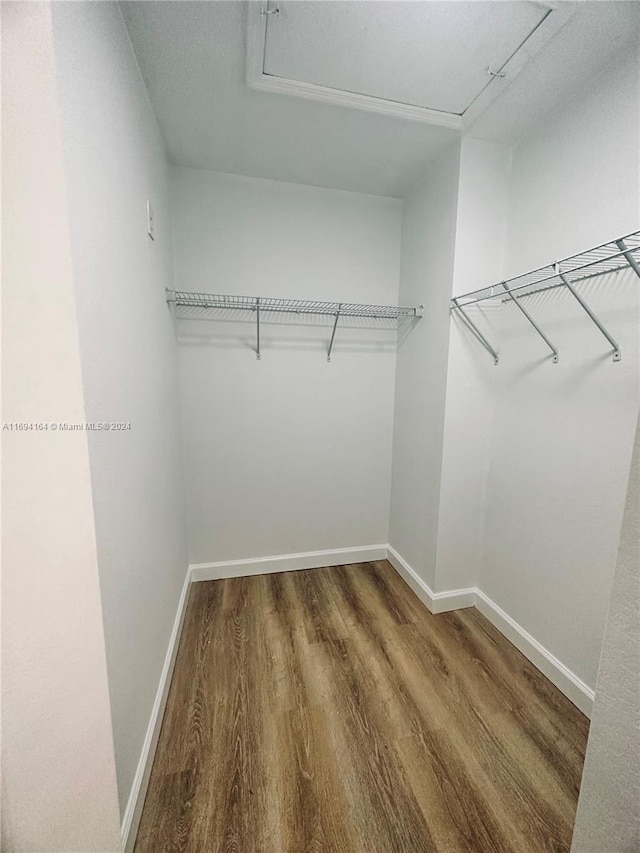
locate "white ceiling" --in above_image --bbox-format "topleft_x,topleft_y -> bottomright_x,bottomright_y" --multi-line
262,1 -> 549,114
121,1 -> 640,198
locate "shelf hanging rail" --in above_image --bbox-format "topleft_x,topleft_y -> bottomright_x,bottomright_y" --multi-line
451,230 -> 640,365
166,291 -> 423,361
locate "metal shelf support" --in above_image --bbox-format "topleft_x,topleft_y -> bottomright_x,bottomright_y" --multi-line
616,239 -> 640,280
327,303 -> 341,362
452,298 -> 499,365
255,297 -> 261,360
557,269 -> 621,362
502,282 -> 559,363
165,287 -> 176,322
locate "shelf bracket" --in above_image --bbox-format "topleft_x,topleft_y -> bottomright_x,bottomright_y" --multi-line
256,297 -> 261,360
165,288 -> 176,323
452,298 -> 499,365
501,282 -> 559,363
557,269 -> 621,362
327,303 -> 341,362
615,239 -> 640,280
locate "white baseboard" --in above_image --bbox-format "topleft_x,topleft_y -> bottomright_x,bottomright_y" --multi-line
386,544 -> 594,717
190,544 -> 387,582
432,585 -> 478,612
121,565 -> 192,852
386,545 -> 476,613
474,589 -> 595,717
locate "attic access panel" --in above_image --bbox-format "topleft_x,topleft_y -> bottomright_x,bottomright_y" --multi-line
248,1 -> 573,129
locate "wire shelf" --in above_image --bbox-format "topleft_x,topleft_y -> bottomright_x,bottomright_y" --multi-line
451,230 -> 640,365
169,291 -> 421,320
166,291 -> 423,361
454,231 -> 640,308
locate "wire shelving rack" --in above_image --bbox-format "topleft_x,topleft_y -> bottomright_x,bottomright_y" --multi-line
451,231 -> 640,365
166,291 -> 423,361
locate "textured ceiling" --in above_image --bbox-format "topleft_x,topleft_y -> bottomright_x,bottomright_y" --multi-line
121,1 -> 640,198
261,1 -> 548,115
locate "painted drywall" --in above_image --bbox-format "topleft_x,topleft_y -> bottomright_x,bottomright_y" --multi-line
171,167 -> 402,564
482,275 -> 639,690
570,415 -> 640,851
388,143 -> 461,589
505,43 -> 640,274
50,1 -> 188,820
480,43 -> 640,690
434,138 -> 511,592
1,2 -> 122,849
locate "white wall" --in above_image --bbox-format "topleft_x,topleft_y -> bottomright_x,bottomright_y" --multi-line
1,3 -> 122,849
570,414 -> 640,852
389,143 -> 461,589
479,43 -> 640,691
434,138 -> 511,592
482,275 -> 639,690
505,44 -> 640,275
171,168 -> 402,564
50,1 -> 188,821
418,42 -> 640,710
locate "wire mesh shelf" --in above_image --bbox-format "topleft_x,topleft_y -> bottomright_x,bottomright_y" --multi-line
451,230 -> 640,365
166,291 -> 423,360
169,291 -> 421,319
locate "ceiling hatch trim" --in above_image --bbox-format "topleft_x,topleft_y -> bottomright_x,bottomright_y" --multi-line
246,2 -> 575,129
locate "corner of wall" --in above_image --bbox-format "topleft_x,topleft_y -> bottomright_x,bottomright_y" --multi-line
432,137 -> 511,595
2,2 -> 122,848
388,141 -> 462,591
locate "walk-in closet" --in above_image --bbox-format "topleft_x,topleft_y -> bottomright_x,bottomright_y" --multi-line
4,2 -> 640,852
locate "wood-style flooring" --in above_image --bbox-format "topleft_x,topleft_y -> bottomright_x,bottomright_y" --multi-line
135,561 -> 589,853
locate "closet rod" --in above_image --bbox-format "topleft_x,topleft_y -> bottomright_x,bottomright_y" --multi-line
451,230 -> 640,365
166,290 -> 423,361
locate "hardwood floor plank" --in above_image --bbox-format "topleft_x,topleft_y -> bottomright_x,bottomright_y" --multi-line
307,637 -> 437,853
289,566 -> 349,644
372,623 -> 536,852
276,704 -> 356,853
429,610 -> 586,805
343,620 -> 522,852
150,581 -> 221,778
197,577 -> 275,853
389,620 -> 579,846
260,572 -> 311,714
351,560 -> 419,627
135,562 -> 589,853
